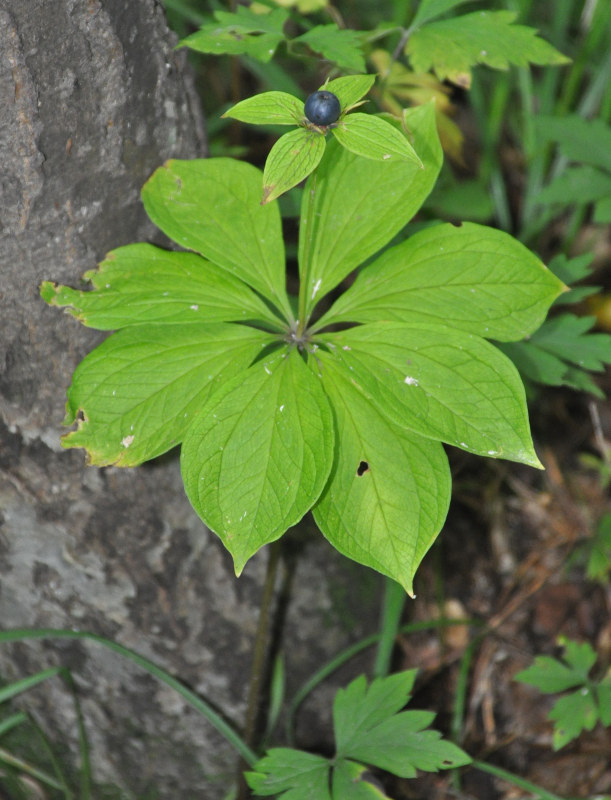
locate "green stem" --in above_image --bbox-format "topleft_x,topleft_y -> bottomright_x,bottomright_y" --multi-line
387,27 -> 411,70
449,634 -> 480,793
451,638 -> 478,746
471,759 -> 572,800
0,747 -> 69,795
242,542 -> 282,750
236,541 -> 282,799
372,578 -> 406,678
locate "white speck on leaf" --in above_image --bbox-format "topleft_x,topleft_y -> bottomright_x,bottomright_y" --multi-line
342,345 -> 351,351
264,364 -> 272,375
311,278 -> 322,300
121,435 -> 135,448
383,154 -> 391,160
279,404 -> 285,412
404,376 -> 419,386
460,442 -> 467,447
480,49 -> 487,56
487,450 -> 498,456
190,304 -> 199,310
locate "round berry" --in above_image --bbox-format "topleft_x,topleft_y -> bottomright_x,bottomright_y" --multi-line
304,90 -> 341,126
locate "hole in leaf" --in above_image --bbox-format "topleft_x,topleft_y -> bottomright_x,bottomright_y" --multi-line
357,460 -> 369,476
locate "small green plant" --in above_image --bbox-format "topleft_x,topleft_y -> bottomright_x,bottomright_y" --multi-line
41,87 -> 565,595
532,115 -> 611,225
222,74 -> 422,202
0,666 -> 91,798
498,252 -> 611,398
171,0 -> 572,172
514,636 -> 611,750
177,1 -> 569,90
571,512 -> 611,586
246,670 -> 470,798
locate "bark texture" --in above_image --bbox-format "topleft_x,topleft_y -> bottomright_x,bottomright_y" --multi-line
0,2 -> 378,797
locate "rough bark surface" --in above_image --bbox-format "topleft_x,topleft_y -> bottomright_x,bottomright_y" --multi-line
0,1 -> 377,797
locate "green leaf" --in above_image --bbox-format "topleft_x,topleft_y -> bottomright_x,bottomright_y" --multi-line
537,166 -> 611,206
596,678 -> 611,726
594,196 -> 611,224
410,0 -> 474,29
0,711 -> 28,738
497,309 -> 611,397
562,365 -> 606,399
262,127 -> 327,205
293,25 -> 366,73
0,668 -> 63,705
407,11 -> 570,86
529,314 -> 611,371
181,349 -> 335,574
497,341 -> 569,388
142,159 -> 292,320
558,637 -> 598,678
299,102 -> 442,319
548,252 -> 595,286
40,244 -> 284,331
549,689 -> 598,750
548,253 -> 598,307
179,7 -> 288,63
331,760 -> 391,798
587,513 -> 611,582
333,673 -> 471,777
332,113 -> 423,165
320,322 -> 541,467
317,222 -> 565,340
334,672 -> 417,744
61,324 -> 272,467
554,286 -> 599,307
322,74 -> 376,110
535,115 -> 611,173
428,180 -> 495,223
345,713 -> 471,776
312,356 -> 450,595
246,748 -> 332,798
514,656 -> 586,694
223,91 -> 304,126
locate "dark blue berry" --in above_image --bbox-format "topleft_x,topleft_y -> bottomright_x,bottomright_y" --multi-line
304,90 -> 341,126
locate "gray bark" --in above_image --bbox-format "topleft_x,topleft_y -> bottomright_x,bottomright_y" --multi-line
0,1 -> 378,797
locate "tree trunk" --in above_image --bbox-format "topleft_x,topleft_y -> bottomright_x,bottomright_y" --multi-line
0,1 -> 379,796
